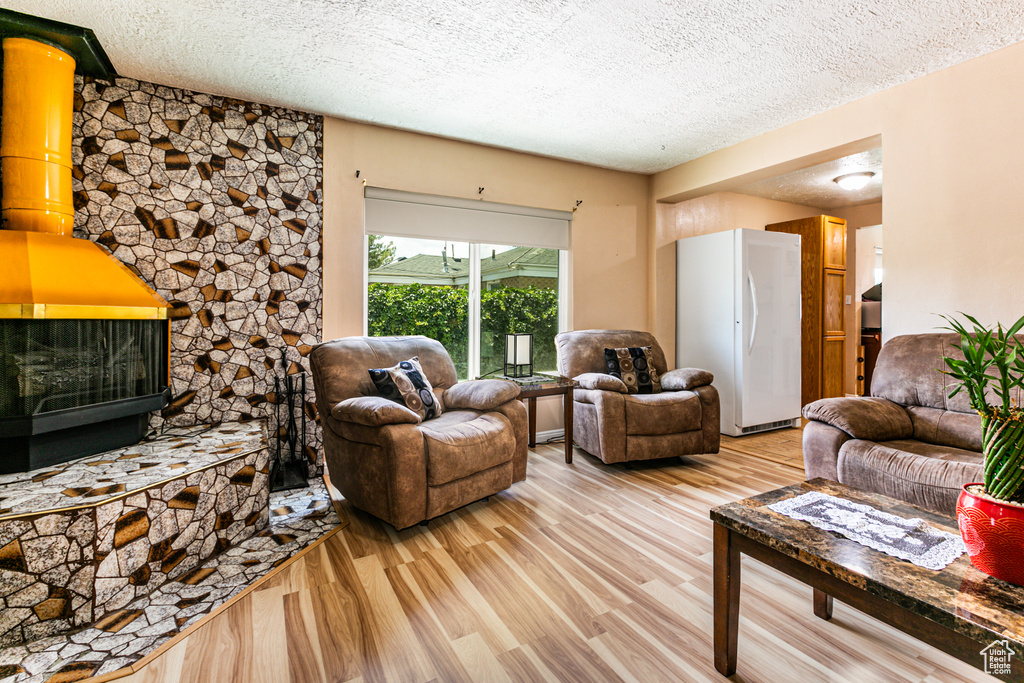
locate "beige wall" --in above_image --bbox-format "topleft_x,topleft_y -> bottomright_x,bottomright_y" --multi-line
322,118 -> 650,431
652,40 -> 1024,355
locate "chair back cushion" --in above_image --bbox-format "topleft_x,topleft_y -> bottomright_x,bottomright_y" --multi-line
311,335 -> 458,411
871,333 -> 1023,414
869,332 -> 1024,450
555,330 -> 668,381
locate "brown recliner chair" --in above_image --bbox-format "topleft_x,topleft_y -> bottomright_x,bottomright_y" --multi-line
555,329 -> 720,464
310,335 -> 528,529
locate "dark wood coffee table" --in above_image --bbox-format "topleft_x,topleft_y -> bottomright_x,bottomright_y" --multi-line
711,479 -> 1024,681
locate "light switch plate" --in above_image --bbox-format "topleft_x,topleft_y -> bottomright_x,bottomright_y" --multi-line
846,295 -> 852,305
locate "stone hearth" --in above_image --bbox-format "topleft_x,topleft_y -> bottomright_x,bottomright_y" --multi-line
0,422 -> 269,648
0,479 -> 338,682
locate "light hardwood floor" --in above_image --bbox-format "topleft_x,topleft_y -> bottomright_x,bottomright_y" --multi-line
122,428 -> 992,683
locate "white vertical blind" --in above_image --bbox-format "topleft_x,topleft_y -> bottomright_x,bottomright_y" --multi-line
364,187 -> 571,250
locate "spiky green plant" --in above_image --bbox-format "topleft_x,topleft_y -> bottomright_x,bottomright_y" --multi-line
940,313 -> 1024,502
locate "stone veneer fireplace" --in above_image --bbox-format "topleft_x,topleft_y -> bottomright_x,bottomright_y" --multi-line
1,7 -> 325,476
0,11 -> 333,676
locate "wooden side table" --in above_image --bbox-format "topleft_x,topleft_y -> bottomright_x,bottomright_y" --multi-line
508,375 -> 576,463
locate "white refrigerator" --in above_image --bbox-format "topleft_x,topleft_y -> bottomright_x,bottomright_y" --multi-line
676,229 -> 802,436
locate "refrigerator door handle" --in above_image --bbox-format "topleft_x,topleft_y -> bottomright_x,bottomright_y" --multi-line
747,269 -> 758,353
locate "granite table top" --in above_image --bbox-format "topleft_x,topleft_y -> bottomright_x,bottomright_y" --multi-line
710,478 -> 1024,653
502,373 -> 576,393
0,422 -> 267,519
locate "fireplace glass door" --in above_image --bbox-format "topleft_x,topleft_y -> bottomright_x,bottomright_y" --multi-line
0,319 -> 167,418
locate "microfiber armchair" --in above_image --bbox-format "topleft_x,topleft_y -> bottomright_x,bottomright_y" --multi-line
310,335 -> 528,529
555,329 -> 720,464
802,333 -> 1003,514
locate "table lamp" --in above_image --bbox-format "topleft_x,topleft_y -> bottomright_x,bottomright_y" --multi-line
504,333 -> 533,378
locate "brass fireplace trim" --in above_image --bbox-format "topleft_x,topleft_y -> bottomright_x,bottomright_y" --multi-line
0,303 -> 169,320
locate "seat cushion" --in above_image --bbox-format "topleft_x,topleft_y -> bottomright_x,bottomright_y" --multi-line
624,391 -> 700,435
419,411 -> 514,486
837,438 -> 983,515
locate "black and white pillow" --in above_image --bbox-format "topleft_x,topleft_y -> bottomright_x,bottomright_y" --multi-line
604,346 -> 661,394
368,357 -> 442,421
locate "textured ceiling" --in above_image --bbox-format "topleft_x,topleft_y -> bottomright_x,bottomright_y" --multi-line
734,148 -> 882,210
4,1 -> 1024,173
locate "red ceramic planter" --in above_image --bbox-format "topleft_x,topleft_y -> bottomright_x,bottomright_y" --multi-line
957,483 -> 1024,586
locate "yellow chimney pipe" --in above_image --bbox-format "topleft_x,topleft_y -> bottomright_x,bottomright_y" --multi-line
1,37 -> 76,236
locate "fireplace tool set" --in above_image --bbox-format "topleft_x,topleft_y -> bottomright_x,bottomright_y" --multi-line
270,348 -> 309,492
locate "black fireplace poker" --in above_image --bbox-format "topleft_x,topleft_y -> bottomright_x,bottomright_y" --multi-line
269,347 -> 308,492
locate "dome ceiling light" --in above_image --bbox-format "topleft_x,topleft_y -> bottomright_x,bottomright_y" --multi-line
834,172 -> 875,191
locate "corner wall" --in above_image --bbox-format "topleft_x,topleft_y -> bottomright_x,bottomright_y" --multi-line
321,119 -> 650,431
652,39 -> 1024,353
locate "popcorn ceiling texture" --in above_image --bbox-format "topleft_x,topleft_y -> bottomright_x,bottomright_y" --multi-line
70,76 -> 324,472
9,1 -> 1024,173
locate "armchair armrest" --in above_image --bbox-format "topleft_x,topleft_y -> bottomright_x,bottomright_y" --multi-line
661,368 -> 714,391
444,379 -> 520,411
574,373 -> 627,393
802,397 -> 912,441
331,396 -> 421,427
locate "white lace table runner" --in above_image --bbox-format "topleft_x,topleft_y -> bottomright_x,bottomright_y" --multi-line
767,491 -> 966,571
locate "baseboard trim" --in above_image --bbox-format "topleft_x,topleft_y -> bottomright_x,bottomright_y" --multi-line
535,428 -> 565,443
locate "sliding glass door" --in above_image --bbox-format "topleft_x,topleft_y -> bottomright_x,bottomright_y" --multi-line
364,188 -> 571,379
478,244 -> 559,376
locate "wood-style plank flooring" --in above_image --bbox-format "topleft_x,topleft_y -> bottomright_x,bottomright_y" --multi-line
721,427 -> 805,470
122,428 -> 992,682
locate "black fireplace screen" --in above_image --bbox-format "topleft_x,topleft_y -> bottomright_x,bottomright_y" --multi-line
0,319 -> 167,418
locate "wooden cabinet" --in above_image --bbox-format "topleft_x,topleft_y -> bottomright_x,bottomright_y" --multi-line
822,270 -> 845,336
823,218 -> 846,269
766,215 -> 847,406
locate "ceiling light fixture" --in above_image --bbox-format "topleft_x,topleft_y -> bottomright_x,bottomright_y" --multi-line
833,172 -> 875,191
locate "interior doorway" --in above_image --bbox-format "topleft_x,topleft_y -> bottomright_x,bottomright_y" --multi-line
856,225 -> 883,393
658,136 -> 883,402
728,147 -> 882,399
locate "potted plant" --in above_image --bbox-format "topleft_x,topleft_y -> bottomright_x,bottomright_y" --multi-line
942,312 -> 1024,585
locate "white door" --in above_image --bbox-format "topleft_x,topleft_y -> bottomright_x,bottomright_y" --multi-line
736,231 -> 802,427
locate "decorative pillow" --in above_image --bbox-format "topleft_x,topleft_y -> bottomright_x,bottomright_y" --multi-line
368,357 -> 442,421
604,346 -> 661,394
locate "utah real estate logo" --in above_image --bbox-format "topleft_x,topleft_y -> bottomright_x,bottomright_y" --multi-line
981,639 -> 1015,676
